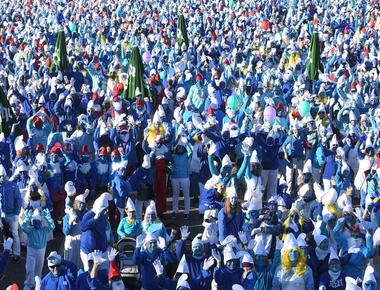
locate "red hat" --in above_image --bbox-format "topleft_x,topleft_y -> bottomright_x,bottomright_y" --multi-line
62,143 -> 72,153
113,86 -> 120,97
196,74 -> 203,82
223,58 -> 230,65
213,70 -> 220,78
276,102 -> 284,111
50,143 -> 62,155
207,106 -> 214,116
33,116 -> 43,127
261,20 -> 270,31
350,81 -> 356,91
211,31 -> 217,41
111,149 -> 121,158
45,57 -> 51,68
99,146 -> 107,155
7,283 -> 19,290
343,27 -> 349,34
108,261 -> 121,281
92,91 -> 99,100
35,143 -> 45,153
81,145 -> 90,155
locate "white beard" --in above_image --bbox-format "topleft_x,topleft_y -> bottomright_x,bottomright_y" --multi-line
66,160 -> 77,171
97,162 -> 109,175
80,163 -> 91,174
50,162 -> 61,174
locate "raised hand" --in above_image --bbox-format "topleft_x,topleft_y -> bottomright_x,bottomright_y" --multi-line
180,226 -> 190,241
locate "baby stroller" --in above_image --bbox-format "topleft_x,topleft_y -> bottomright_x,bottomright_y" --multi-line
115,237 -> 140,290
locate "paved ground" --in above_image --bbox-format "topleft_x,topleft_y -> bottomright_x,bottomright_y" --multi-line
0,196 -> 203,289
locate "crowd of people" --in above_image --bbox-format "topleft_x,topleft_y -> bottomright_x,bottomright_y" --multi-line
0,0 -> 380,289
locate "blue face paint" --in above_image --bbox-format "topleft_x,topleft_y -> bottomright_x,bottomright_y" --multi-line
288,250 -> 299,264
364,281 -> 377,290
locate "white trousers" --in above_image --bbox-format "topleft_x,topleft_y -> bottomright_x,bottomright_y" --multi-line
24,247 -> 46,290
4,215 -> 20,256
261,169 -> 278,200
171,177 -> 190,214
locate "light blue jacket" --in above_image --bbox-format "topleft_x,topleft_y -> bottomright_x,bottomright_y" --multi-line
21,212 -> 55,249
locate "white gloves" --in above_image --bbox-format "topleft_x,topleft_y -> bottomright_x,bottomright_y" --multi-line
108,248 -> 119,262
203,256 -> 215,271
238,231 -> 248,245
180,226 -> 190,241
152,259 -> 164,276
136,234 -> 145,248
3,238 -> 13,251
83,189 -> 90,199
92,250 -> 106,265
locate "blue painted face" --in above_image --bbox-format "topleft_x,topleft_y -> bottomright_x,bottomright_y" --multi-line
192,243 -> 204,257
329,259 -> 341,272
146,240 -> 157,253
288,250 -> 299,264
364,281 -> 377,290
319,239 -> 329,251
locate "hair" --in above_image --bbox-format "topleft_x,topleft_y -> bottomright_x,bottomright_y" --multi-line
281,248 -> 307,276
224,197 -> 239,218
73,199 -> 85,212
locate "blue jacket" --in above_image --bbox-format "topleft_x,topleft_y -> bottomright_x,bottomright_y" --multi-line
128,167 -> 154,201
333,219 -> 373,279
80,211 -> 108,254
75,162 -> 96,190
26,116 -> 53,155
133,247 -> 176,290
214,267 -> 244,290
175,239 -> 209,279
218,208 -> 244,242
117,218 -> 142,239
323,151 -> 338,180
170,148 -> 192,179
93,159 -> 111,189
157,273 -> 212,290
111,175 -> 132,208
21,212 -> 55,249
76,270 -> 108,290
0,180 -> 22,217
199,187 -> 223,214
205,129 -> 248,160
319,271 -> 346,290
41,263 -> 77,290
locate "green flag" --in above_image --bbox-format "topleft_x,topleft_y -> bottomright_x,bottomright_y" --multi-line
54,30 -> 68,73
127,46 -> 149,101
177,14 -> 189,48
307,31 -> 323,81
0,87 -> 16,137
